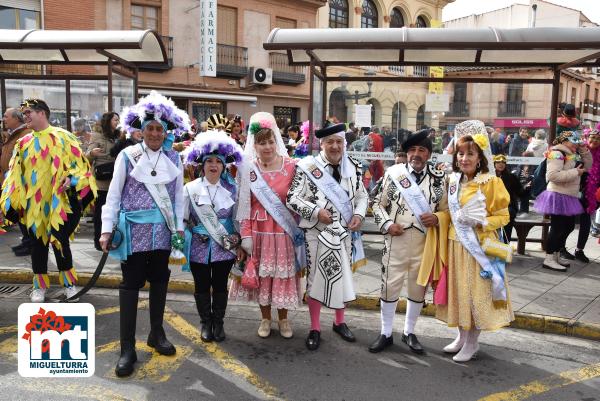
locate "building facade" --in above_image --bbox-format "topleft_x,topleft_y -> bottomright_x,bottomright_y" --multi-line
0,0 -> 326,128
443,0 -> 600,132
317,0 -> 454,131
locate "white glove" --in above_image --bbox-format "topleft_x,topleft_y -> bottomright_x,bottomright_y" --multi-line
241,237 -> 253,255
455,208 -> 480,227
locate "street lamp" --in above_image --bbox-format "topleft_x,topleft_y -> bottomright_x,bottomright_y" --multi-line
340,69 -> 376,104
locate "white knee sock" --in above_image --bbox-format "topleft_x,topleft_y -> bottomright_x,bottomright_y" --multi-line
403,300 -> 424,335
380,300 -> 398,337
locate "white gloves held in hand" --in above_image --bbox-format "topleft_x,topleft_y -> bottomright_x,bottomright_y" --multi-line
241,238 -> 253,255
455,208 -> 482,227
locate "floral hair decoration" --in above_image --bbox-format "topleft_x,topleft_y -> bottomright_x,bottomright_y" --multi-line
248,118 -> 273,136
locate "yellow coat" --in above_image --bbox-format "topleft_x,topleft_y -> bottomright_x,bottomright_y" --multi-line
418,172 -> 510,286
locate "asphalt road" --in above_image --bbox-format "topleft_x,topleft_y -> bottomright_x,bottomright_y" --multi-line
0,286 -> 599,401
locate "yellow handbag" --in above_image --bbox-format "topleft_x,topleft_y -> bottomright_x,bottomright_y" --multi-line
481,237 -> 513,263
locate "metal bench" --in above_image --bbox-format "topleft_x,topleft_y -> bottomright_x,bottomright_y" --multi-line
513,214 -> 551,255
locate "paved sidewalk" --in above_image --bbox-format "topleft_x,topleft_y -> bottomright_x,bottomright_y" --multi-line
1,217 -> 599,340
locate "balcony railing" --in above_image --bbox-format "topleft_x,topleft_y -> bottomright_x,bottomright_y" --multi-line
139,35 -> 173,71
498,100 -> 526,117
388,66 -> 406,76
413,65 -> 429,77
217,44 -> 248,78
446,101 -> 469,117
269,52 -> 306,84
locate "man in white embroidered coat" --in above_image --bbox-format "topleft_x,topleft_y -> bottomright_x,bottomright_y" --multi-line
286,122 -> 368,351
369,129 -> 448,354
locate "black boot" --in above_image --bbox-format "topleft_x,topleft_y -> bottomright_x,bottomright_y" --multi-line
147,281 -> 176,356
194,293 -> 213,342
212,292 -> 228,342
115,289 -> 139,377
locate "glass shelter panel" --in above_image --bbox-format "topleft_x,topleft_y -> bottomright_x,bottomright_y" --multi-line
112,72 -> 135,114
5,79 -> 67,128
321,74 -> 555,193
70,79 -> 108,130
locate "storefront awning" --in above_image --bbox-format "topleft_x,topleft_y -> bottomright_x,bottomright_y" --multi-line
0,29 -> 167,65
264,27 -> 600,69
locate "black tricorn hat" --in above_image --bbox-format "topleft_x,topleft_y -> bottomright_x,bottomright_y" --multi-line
401,129 -> 433,153
315,122 -> 346,139
129,112 -> 177,131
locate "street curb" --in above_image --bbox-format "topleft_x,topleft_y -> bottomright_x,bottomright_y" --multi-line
2,270 -> 600,342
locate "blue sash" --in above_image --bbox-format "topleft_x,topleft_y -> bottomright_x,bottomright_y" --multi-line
109,208 -> 165,261
249,164 -> 307,272
448,173 -> 506,302
182,218 -> 235,272
297,156 -> 366,270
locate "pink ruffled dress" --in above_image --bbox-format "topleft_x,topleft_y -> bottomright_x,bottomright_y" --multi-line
229,157 -> 302,309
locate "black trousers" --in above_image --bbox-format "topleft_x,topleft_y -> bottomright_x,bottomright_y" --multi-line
190,259 -> 234,294
18,222 -> 32,246
505,207 -> 517,242
93,190 -> 108,246
120,250 -> 171,290
577,212 -> 591,250
30,194 -> 82,274
519,189 -> 531,213
546,214 -> 576,254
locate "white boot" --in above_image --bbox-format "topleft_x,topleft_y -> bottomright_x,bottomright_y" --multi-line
443,328 -> 467,353
453,328 -> 480,362
555,252 -> 570,267
542,253 -> 567,271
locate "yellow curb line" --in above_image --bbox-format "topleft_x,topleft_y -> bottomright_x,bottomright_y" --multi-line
2,270 -> 599,342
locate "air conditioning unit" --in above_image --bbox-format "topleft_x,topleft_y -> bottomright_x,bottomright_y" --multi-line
249,67 -> 273,85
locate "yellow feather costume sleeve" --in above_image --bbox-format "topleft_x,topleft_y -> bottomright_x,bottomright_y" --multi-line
0,126 -> 97,248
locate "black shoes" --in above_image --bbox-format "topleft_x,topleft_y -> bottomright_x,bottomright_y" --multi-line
575,250 -> 590,263
401,333 -> 424,354
14,247 -> 32,256
12,242 -> 30,252
306,330 -> 321,351
560,248 -> 576,260
368,334 -> 393,353
332,323 -> 356,342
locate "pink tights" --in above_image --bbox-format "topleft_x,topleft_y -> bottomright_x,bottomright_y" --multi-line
307,297 -> 345,331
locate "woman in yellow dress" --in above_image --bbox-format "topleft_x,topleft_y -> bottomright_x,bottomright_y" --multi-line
435,120 -> 514,362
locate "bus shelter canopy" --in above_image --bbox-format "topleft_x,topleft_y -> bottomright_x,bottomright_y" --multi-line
0,29 -> 167,65
264,27 -> 600,69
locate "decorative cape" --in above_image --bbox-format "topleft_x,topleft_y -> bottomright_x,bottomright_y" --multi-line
1,126 -> 97,248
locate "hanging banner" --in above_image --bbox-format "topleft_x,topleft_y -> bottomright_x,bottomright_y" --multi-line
428,66 -> 444,94
354,104 -> 372,128
426,93 -> 449,112
199,0 -> 217,77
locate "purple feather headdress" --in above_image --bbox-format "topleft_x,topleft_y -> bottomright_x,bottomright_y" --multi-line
121,90 -> 191,137
184,130 -> 244,166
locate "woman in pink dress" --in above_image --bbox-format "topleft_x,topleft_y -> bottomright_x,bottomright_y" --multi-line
230,112 -> 302,339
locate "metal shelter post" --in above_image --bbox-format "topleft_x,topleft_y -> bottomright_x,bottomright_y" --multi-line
549,68 -> 561,144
